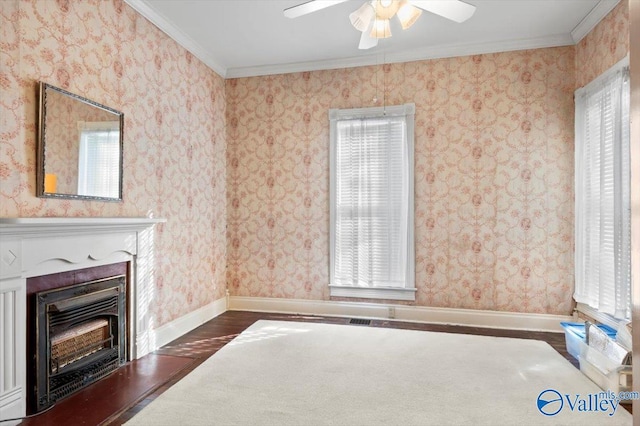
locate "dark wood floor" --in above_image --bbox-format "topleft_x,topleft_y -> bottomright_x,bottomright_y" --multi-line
15,310 -> 628,425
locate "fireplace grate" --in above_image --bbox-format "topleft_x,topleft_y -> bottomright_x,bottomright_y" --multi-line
46,356 -> 121,405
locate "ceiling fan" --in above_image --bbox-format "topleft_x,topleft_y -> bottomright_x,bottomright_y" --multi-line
284,0 -> 476,50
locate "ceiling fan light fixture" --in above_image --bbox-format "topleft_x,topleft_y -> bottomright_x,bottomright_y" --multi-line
397,0 -> 422,29
374,0 -> 400,20
370,18 -> 392,38
284,0 -> 477,49
349,2 -> 375,32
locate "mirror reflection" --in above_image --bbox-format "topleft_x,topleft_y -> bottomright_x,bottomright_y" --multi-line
37,82 -> 124,201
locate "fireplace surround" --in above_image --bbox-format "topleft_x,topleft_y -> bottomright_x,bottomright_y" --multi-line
0,217 -> 164,424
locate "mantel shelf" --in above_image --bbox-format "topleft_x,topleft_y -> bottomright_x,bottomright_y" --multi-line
0,217 -> 166,236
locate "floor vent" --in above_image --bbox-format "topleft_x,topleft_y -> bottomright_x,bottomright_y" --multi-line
349,318 -> 371,325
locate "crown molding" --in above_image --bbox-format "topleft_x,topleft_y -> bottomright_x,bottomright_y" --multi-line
225,33 -> 574,78
123,0 -> 227,78
570,0 -> 620,43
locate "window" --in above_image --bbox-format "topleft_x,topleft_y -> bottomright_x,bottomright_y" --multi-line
329,104 -> 415,301
574,57 -> 630,321
77,121 -> 121,198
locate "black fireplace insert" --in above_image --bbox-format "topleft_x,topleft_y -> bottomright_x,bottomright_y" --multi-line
33,275 -> 127,412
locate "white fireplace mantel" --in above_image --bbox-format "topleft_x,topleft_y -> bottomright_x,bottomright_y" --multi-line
0,217 -> 165,424
0,216 -> 164,233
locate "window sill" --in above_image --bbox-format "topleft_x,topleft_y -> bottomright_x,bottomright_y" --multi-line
329,285 -> 416,301
575,303 -> 628,329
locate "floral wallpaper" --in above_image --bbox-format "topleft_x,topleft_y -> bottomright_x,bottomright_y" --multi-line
575,0 -> 629,89
227,47 -> 577,315
0,0 -> 227,327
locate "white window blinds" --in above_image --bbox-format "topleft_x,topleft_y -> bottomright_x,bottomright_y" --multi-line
329,104 -> 415,301
574,57 -> 631,320
77,121 -> 121,199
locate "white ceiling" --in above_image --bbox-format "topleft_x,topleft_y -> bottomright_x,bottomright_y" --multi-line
124,0 -> 620,78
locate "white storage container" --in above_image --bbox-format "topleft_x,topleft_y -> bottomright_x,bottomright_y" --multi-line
579,341 -> 632,398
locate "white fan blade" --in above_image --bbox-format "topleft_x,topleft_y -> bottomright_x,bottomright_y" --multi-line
410,0 -> 476,23
284,0 -> 351,19
358,27 -> 378,50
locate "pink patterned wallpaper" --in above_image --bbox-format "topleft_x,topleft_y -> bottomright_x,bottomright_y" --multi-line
0,0 -> 227,327
227,47 -> 577,315
575,0 -> 629,89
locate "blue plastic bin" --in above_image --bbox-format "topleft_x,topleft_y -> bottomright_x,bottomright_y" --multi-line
560,321 -> 617,360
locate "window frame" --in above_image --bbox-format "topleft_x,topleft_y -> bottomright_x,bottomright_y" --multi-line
329,103 -> 416,301
574,56 -> 631,321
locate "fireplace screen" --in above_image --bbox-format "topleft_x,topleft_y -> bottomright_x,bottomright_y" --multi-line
34,275 -> 126,412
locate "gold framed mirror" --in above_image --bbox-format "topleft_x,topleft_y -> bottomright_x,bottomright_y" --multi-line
37,82 -> 124,201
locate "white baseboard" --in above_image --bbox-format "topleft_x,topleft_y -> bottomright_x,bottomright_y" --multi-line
229,296 -> 572,333
153,296 -> 227,350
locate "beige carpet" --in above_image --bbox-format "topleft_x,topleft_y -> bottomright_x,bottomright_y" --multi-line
125,320 -> 632,425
